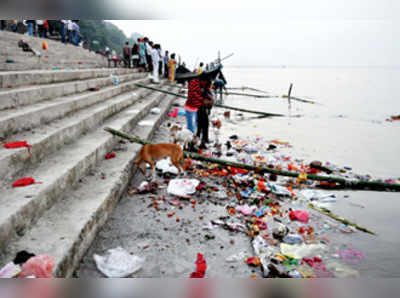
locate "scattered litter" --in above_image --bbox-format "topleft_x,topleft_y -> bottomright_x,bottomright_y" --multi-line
93,247 -> 144,278
167,179 -> 200,198
4,141 -> 31,154
289,210 -> 310,223
105,152 -> 116,159
20,255 -> 55,278
12,177 -> 42,188
189,253 -> 207,278
156,157 -> 179,175
280,243 -> 326,259
129,181 -> 159,195
111,75 -> 119,86
138,120 -> 155,126
226,252 -> 248,263
0,263 -> 21,278
151,108 -> 161,114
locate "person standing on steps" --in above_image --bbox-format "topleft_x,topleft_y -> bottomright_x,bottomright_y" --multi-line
36,20 -> 45,37
131,40 -> 139,68
197,62 -> 204,74
184,77 -> 212,134
26,20 -> 36,36
138,38 -> 147,71
164,50 -> 169,78
67,20 -> 74,44
144,37 -> 153,72
150,44 -> 161,83
168,53 -> 177,83
0,20 -> 6,31
197,80 -> 214,149
123,41 -> 131,68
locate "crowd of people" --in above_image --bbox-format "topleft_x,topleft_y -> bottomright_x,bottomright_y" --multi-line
110,38 -> 181,84
0,20 -> 83,46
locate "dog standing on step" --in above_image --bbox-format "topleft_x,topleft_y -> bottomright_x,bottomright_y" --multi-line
135,143 -> 185,180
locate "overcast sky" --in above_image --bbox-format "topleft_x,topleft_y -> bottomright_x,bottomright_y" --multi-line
109,0 -> 399,67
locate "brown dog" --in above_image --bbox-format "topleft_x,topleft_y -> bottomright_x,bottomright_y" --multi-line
135,143 -> 185,180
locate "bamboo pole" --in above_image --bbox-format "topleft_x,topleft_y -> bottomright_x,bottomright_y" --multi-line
308,204 -> 376,235
104,127 -> 400,192
282,94 -> 317,105
287,83 -> 293,108
225,91 -> 275,98
134,83 -> 284,117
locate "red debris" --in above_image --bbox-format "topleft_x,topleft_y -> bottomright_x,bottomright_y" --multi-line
105,152 -> 116,159
12,177 -> 42,188
190,253 -> 207,278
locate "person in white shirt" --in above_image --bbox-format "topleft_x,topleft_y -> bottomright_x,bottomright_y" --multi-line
151,44 -> 161,83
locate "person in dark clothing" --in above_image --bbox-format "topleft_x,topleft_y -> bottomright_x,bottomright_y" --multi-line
123,41 -> 131,68
214,71 -> 228,103
0,20 -> 7,30
197,81 -> 214,149
131,42 -> 139,68
144,37 -> 153,72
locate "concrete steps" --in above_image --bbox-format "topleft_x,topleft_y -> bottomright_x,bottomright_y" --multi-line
0,72 -> 143,110
0,68 -> 132,89
0,87 -> 172,255
0,31 -> 107,71
0,41 -> 180,275
0,91 -> 176,277
0,77 -> 150,139
0,86 -> 153,184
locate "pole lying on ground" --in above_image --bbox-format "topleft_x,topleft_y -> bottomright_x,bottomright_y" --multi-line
227,86 -> 270,95
308,204 -> 376,235
104,127 -> 400,192
224,91 -> 275,98
135,83 -> 285,117
282,94 -> 317,105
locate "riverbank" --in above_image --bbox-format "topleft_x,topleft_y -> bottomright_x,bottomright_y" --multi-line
78,90 -> 397,277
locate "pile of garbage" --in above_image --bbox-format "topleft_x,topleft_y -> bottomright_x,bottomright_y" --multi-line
0,251 -> 54,278
124,132 -> 378,278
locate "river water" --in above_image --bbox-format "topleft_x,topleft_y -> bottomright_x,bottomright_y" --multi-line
221,66 -> 400,277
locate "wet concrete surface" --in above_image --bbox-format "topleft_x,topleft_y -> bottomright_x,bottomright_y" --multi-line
78,115 -> 256,278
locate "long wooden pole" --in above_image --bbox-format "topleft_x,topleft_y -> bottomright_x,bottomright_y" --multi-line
135,83 -> 284,117
308,204 -> 376,235
104,127 -> 400,192
224,91 -> 275,98
288,83 -> 293,109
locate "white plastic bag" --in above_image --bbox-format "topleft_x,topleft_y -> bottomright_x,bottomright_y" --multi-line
156,157 -> 179,175
280,243 -> 326,259
167,179 -> 200,198
93,247 -> 144,278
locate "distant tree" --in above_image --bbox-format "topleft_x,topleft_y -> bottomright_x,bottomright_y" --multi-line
79,20 -> 136,55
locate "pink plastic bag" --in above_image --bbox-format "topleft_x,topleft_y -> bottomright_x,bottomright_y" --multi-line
20,255 -> 55,278
289,210 -> 310,223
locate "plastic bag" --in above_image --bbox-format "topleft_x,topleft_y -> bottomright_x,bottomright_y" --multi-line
151,108 -> 161,114
0,263 -> 21,278
301,189 -> 336,202
93,247 -> 144,278
156,157 -> 179,175
280,243 -> 326,259
289,210 -> 310,223
20,255 -> 55,278
235,204 -> 256,216
167,179 -> 200,198
265,182 -> 292,196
